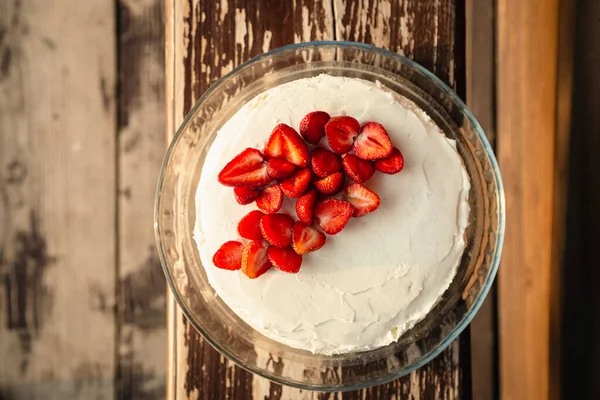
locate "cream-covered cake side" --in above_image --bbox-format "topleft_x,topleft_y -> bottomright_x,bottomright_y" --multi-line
194,75 -> 470,355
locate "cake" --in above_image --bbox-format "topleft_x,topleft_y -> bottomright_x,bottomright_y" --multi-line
194,75 -> 470,355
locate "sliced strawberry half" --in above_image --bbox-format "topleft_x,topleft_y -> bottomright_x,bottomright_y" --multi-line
218,148 -> 272,188
241,241 -> 272,279
267,158 -> 296,179
374,147 -> 405,174
353,122 -> 393,160
299,111 -> 330,145
310,147 -> 343,178
314,172 -> 344,195
343,153 -> 375,183
256,185 -> 283,214
280,168 -> 311,198
345,183 -> 381,217
325,116 -> 360,154
267,246 -> 302,273
237,210 -> 265,240
233,187 -> 261,205
213,241 -> 244,270
314,199 -> 354,235
292,222 -> 326,255
264,123 -> 309,167
260,213 -> 294,247
296,189 -> 318,225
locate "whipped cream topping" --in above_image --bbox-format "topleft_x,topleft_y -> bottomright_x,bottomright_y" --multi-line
194,75 -> 470,355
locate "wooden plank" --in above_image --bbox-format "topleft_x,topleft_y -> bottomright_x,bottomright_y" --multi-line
116,0 -> 167,399
0,0 -> 117,399
496,0 -> 560,398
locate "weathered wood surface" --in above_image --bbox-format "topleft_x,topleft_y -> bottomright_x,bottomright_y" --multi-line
0,0 -> 117,398
165,0 -> 469,398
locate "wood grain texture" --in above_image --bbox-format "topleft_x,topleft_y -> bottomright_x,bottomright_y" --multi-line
496,0 -> 559,398
0,0 -> 117,398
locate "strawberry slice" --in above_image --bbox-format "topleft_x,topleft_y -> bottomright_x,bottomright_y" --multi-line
299,111 -> 330,145
256,185 -> 283,214
267,246 -> 302,273
264,123 -> 309,167
213,241 -> 244,270
345,183 -> 381,217
241,241 -> 272,279
292,222 -> 326,255
280,168 -> 311,198
343,153 -> 375,183
374,147 -> 405,174
325,116 -> 360,154
260,213 -> 294,248
314,199 -> 354,235
310,147 -> 343,178
233,187 -> 261,205
267,158 -> 296,179
218,148 -> 272,188
237,210 -> 265,240
314,172 -> 344,195
296,189 -> 318,225
353,122 -> 393,160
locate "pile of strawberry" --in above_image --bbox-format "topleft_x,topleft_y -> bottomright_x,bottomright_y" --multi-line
212,111 -> 404,279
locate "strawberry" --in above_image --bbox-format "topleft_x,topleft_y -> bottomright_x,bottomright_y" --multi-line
267,246 -> 302,273
353,122 -> 393,160
292,222 -> 326,255
218,148 -> 272,188
299,111 -> 330,145
343,153 -> 375,183
256,185 -> 283,214
314,199 -> 354,235
314,172 -> 344,195
374,147 -> 404,174
325,116 -> 360,154
280,168 -> 311,198
241,241 -> 272,279
296,189 -> 318,225
212,241 -> 244,270
310,147 -> 343,178
345,183 -> 381,217
237,210 -> 265,240
233,187 -> 260,205
264,123 -> 309,167
267,158 -> 296,179
260,213 -> 294,248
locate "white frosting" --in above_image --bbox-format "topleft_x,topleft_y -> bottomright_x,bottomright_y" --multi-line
194,75 -> 470,355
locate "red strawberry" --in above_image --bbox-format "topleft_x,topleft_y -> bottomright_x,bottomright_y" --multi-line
241,241 -> 272,279
314,199 -> 354,235
296,189 -> 318,225
280,168 -> 311,198
314,172 -> 344,195
237,210 -> 265,240
343,154 -> 375,183
218,148 -> 272,188
299,111 -> 330,144
345,183 -> 381,217
325,116 -> 360,154
292,222 -> 326,255
267,246 -> 302,273
310,147 -> 343,178
264,123 -> 309,167
374,147 -> 404,174
353,122 -> 393,160
267,158 -> 296,179
213,241 -> 244,270
233,187 -> 260,205
260,213 -> 294,247
256,185 -> 283,214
